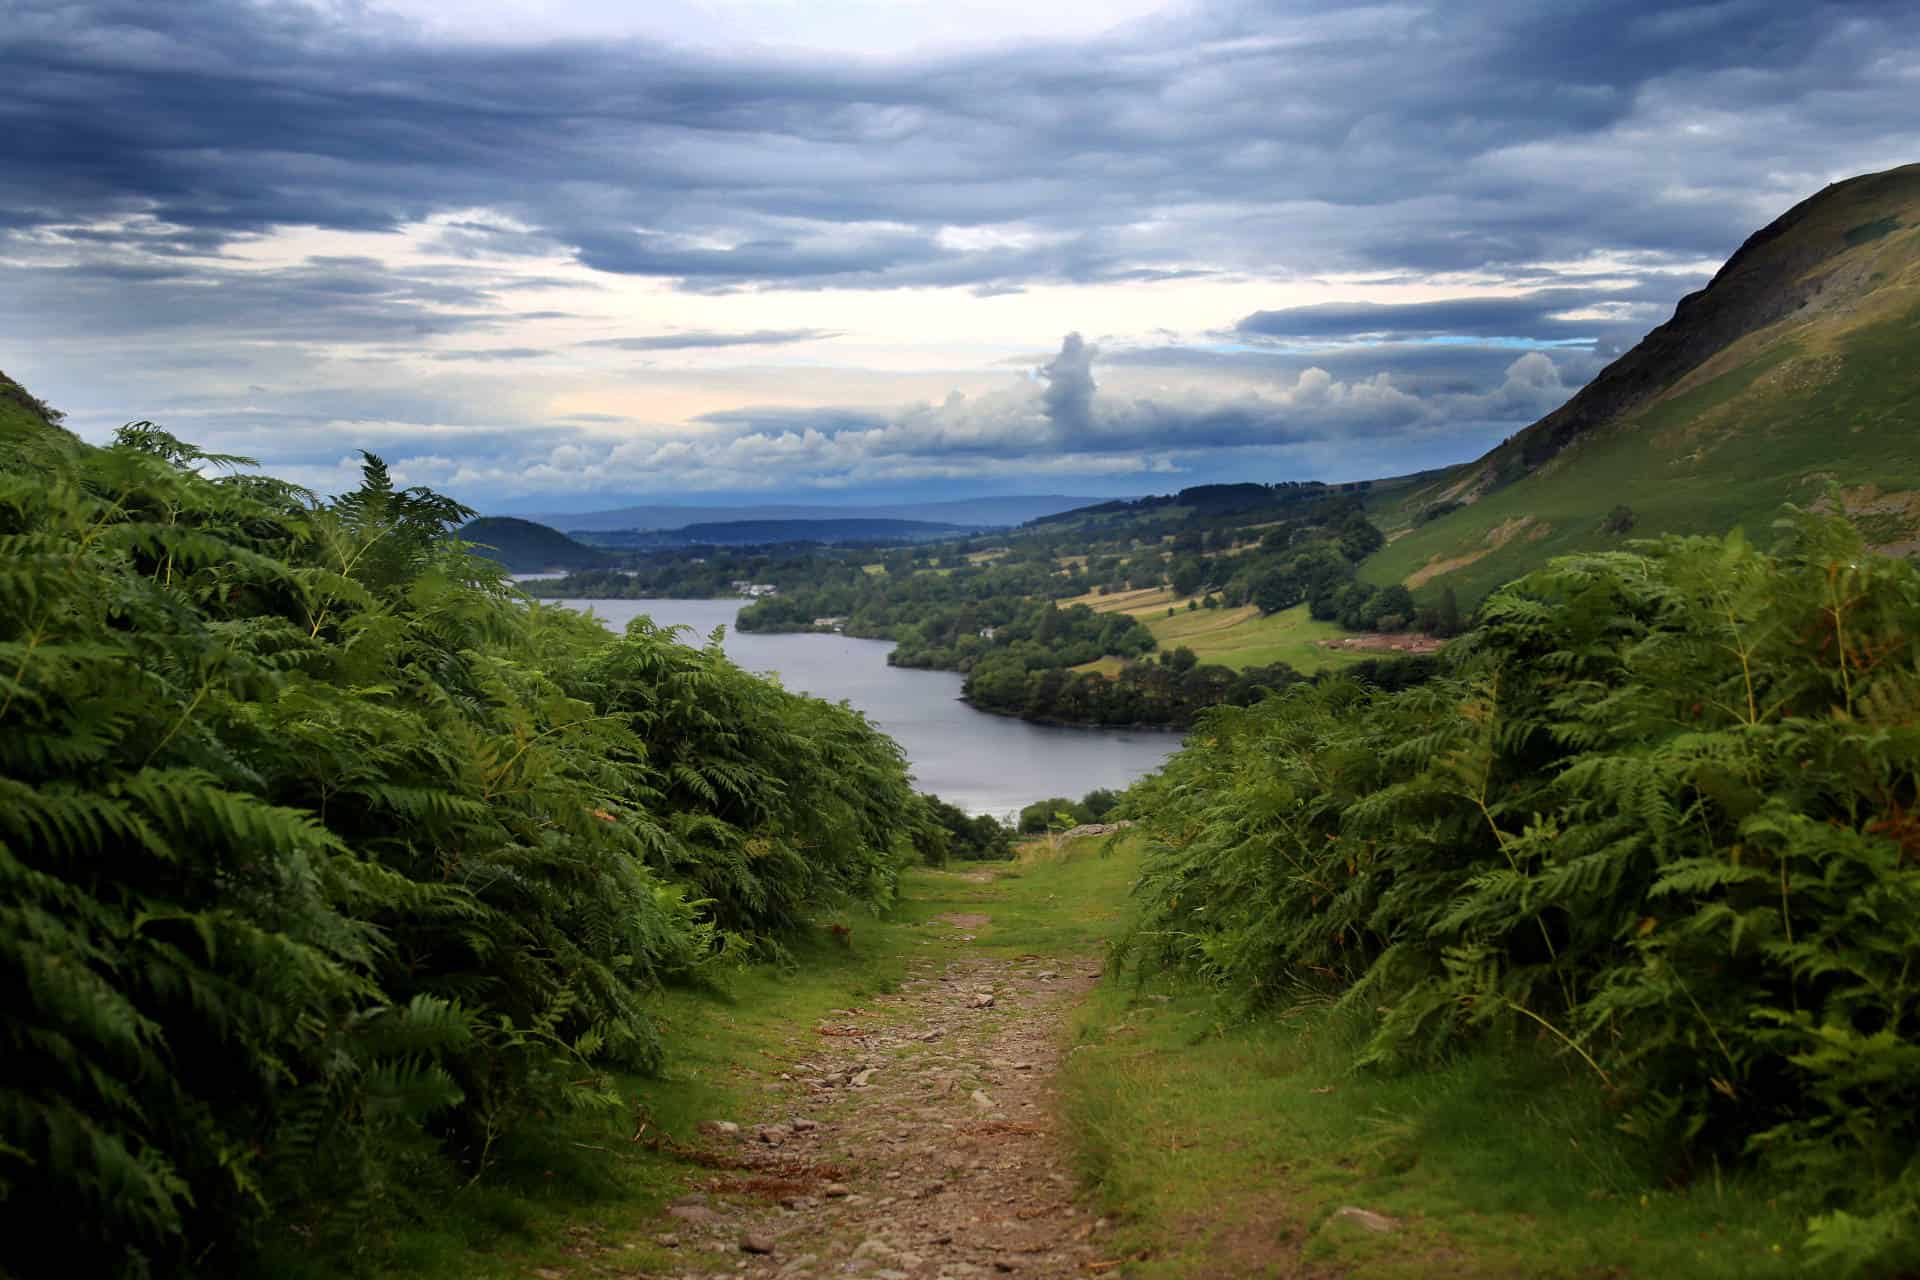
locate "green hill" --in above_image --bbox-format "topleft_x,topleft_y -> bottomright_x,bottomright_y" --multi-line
1364,162 -> 1920,604
459,515 -> 612,573
0,369 -> 67,439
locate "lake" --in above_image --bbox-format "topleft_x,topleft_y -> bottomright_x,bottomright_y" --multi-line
551,597 -> 1183,820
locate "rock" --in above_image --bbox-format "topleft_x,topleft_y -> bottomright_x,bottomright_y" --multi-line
668,1204 -> 720,1224
1329,1205 -> 1399,1234
758,1123 -> 795,1145
970,1089 -> 994,1109
851,1067 -> 878,1087
697,1119 -> 740,1139
968,993 -> 996,1009
823,1182 -> 852,1197
742,1232 -> 778,1254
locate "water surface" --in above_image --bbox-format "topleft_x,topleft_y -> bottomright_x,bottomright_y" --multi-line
553,597 -> 1182,820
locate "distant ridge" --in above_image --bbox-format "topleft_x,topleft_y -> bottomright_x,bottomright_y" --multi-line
459,516 -> 611,573
508,494 -> 1113,532
577,517 -> 976,548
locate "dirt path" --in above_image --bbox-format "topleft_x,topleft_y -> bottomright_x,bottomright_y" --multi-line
647,944 -> 1116,1279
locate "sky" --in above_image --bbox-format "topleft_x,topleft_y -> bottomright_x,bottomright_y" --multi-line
4,0 -> 1917,513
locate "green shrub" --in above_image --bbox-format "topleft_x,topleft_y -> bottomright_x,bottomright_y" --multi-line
0,406 -> 917,1274
1126,512 -> 1920,1264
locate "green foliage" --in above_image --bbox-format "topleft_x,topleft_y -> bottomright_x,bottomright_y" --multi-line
0,407 -> 917,1275
1125,513 -> 1920,1267
914,795 -> 1014,863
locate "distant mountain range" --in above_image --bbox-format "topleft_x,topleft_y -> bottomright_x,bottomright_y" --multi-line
576,518 -> 977,548
1365,161 -> 1920,604
511,494 -> 1111,532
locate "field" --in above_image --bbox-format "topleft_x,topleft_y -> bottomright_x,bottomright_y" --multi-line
1063,584 -> 1371,673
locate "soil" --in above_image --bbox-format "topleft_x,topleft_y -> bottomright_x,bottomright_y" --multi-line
643,946 -> 1118,1279
1317,632 -> 1447,656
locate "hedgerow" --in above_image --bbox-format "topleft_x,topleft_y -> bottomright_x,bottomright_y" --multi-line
0,402 -> 918,1275
1126,512 -> 1920,1269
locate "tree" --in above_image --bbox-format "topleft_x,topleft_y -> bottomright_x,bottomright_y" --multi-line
1253,568 -> 1303,616
1171,557 -> 1208,597
1337,513 -> 1387,561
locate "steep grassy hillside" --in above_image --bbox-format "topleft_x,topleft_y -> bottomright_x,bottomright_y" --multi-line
0,369 -> 66,439
1366,163 -> 1920,603
460,515 -> 612,572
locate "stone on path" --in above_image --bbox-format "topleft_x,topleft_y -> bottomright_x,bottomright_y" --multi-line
1330,1205 -> 1400,1234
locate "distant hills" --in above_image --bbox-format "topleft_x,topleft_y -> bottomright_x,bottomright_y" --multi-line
515,494 -> 1111,533
457,513 -> 991,572
459,517 -> 612,573
576,517 -> 976,548
1364,161 -> 1920,603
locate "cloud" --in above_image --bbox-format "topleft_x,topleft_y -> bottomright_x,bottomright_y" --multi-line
5,0 -> 1916,297
579,329 -> 842,351
231,333 -> 1580,506
5,0 -> 1918,505
1235,290 -> 1634,344
430,347 -> 549,362
1039,332 -> 1097,432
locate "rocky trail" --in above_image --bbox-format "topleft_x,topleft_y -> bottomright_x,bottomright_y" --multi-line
642,935 -> 1119,1279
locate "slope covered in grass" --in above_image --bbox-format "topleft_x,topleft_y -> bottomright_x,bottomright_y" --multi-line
1366,163 -> 1920,604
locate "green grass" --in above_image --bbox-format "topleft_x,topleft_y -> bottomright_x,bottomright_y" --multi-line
1146,602 -> 1371,672
1063,845 -> 1815,1276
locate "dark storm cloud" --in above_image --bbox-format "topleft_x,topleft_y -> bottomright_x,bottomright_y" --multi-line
0,255 -> 548,342
1236,290 -> 1625,343
6,0 -> 1919,502
579,329 -> 842,352
6,0 -> 1916,296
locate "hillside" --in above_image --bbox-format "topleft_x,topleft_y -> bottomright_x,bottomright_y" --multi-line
0,369 -> 66,439
459,516 -> 612,572
1364,162 -> 1920,604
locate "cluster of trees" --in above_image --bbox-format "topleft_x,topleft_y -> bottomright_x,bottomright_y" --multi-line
914,795 -> 1015,862
1016,788 -> 1122,834
1124,514 -> 1920,1270
966,648 -> 1308,727
892,600 -> 1154,672
522,548 -> 861,600
0,412 -> 928,1277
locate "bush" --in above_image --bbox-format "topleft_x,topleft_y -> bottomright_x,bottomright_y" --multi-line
0,410 -> 918,1275
1125,514 -> 1920,1264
